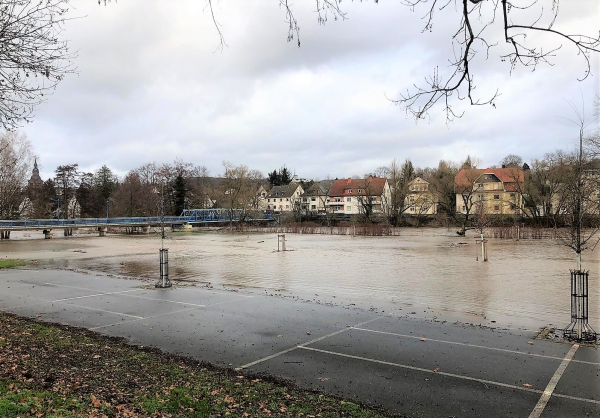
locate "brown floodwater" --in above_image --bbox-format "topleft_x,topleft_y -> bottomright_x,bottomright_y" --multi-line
1,228 -> 599,329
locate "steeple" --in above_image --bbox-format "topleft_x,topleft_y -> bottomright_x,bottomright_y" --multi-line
28,158 -> 42,186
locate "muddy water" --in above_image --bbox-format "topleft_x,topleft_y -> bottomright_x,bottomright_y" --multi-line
1,229 -> 599,328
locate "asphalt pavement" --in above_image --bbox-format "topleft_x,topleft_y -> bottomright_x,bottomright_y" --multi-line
1,268 -> 598,418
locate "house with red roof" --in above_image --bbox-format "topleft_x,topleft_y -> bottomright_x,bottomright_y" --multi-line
454,167 -> 524,215
328,176 -> 391,216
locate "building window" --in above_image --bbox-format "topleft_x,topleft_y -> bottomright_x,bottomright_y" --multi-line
410,207 -> 414,212
346,197 -> 351,202
462,205 -> 467,211
334,198 -> 341,202
494,194 -> 500,200
286,198 -> 289,201
478,195 -> 484,201
346,206 -> 351,211
267,199 -> 270,202
311,205 -> 316,210
311,197 -> 316,201
286,205 -> 289,209
348,189 -> 352,193
510,193 -> 516,199
494,205 -> 500,211
358,189 -> 363,193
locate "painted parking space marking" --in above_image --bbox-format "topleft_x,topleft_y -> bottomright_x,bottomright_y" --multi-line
55,301 -> 144,319
299,345 -> 599,406
353,327 -> 599,366
53,289 -> 142,302
300,346 -> 544,394
551,392 -> 600,405
116,293 -> 206,307
528,344 -> 579,418
47,282 -> 247,308
183,286 -> 255,298
88,306 -> 203,330
235,316 -> 382,371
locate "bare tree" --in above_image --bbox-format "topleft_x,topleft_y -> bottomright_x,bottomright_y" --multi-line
454,167 -> 484,235
220,162 -> 262,229
0,0 -> 75,130
0,130 -> 34,219
196,0 -> 599,120
427,159 -> 459,218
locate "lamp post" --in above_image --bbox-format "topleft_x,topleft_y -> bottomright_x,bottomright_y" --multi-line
50,198 -> 60,222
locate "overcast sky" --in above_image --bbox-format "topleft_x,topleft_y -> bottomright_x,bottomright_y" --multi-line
22,0 -> 600,180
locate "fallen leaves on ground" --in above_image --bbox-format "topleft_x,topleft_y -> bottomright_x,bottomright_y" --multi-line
0,313 -> 390,418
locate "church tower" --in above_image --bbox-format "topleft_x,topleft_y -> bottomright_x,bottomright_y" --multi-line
28,158 -> 43,187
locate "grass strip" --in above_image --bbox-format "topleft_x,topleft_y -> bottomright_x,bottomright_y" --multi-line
0,260 -> 28,269
0,313 -> 400,417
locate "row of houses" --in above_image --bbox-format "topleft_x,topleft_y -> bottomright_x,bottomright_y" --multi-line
262,166 -> 526,217
265,176 -> 392,216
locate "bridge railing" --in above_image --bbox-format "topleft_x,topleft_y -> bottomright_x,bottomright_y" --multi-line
0,209 -> 273,229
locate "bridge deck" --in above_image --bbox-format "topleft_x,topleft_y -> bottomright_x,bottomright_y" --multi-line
0,209 -> 274,231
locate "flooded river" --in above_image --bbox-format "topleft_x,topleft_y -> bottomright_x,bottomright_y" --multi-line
1,228 -> 599,329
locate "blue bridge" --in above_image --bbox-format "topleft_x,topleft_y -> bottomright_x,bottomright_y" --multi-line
0,209 -> 274,237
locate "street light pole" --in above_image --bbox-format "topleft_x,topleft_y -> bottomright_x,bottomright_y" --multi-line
50,198 -> 60,222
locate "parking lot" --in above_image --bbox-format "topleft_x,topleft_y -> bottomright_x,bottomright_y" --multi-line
1,268 -> 598,417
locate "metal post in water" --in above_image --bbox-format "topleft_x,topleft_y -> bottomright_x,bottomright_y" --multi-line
277,234 -> 286,252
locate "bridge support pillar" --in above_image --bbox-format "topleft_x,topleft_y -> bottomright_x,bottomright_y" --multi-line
64,228 -> 73,237
98,227 -> 107,237
43,229 -> 52,239
182,223 -> 192,231
0,230 -> 10,239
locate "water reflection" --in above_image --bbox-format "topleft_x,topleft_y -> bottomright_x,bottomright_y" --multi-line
2,229 -> 598,327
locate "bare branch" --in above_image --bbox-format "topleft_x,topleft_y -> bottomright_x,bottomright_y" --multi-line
0,0 -> 76,130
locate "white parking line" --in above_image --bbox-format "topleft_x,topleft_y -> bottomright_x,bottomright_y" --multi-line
353,327 -> 599,365
234,317 -> 382,371
53,289 -> 142,302
116,293 -> 206,307
184,286 -> 255,298
53,301 -> 144,319
528,344 -> 579,418
300,346 -> 543,393
552,392 -> 600,405
88,306 -> 203,330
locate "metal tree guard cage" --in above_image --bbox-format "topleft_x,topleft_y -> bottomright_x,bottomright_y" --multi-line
156,248 -> 172,288
563,270 -> 597,342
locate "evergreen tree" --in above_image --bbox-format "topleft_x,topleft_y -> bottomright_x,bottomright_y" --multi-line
173,173 -> 187,215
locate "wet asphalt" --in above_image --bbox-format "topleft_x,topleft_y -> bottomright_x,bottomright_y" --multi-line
0,268 -> 598,418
